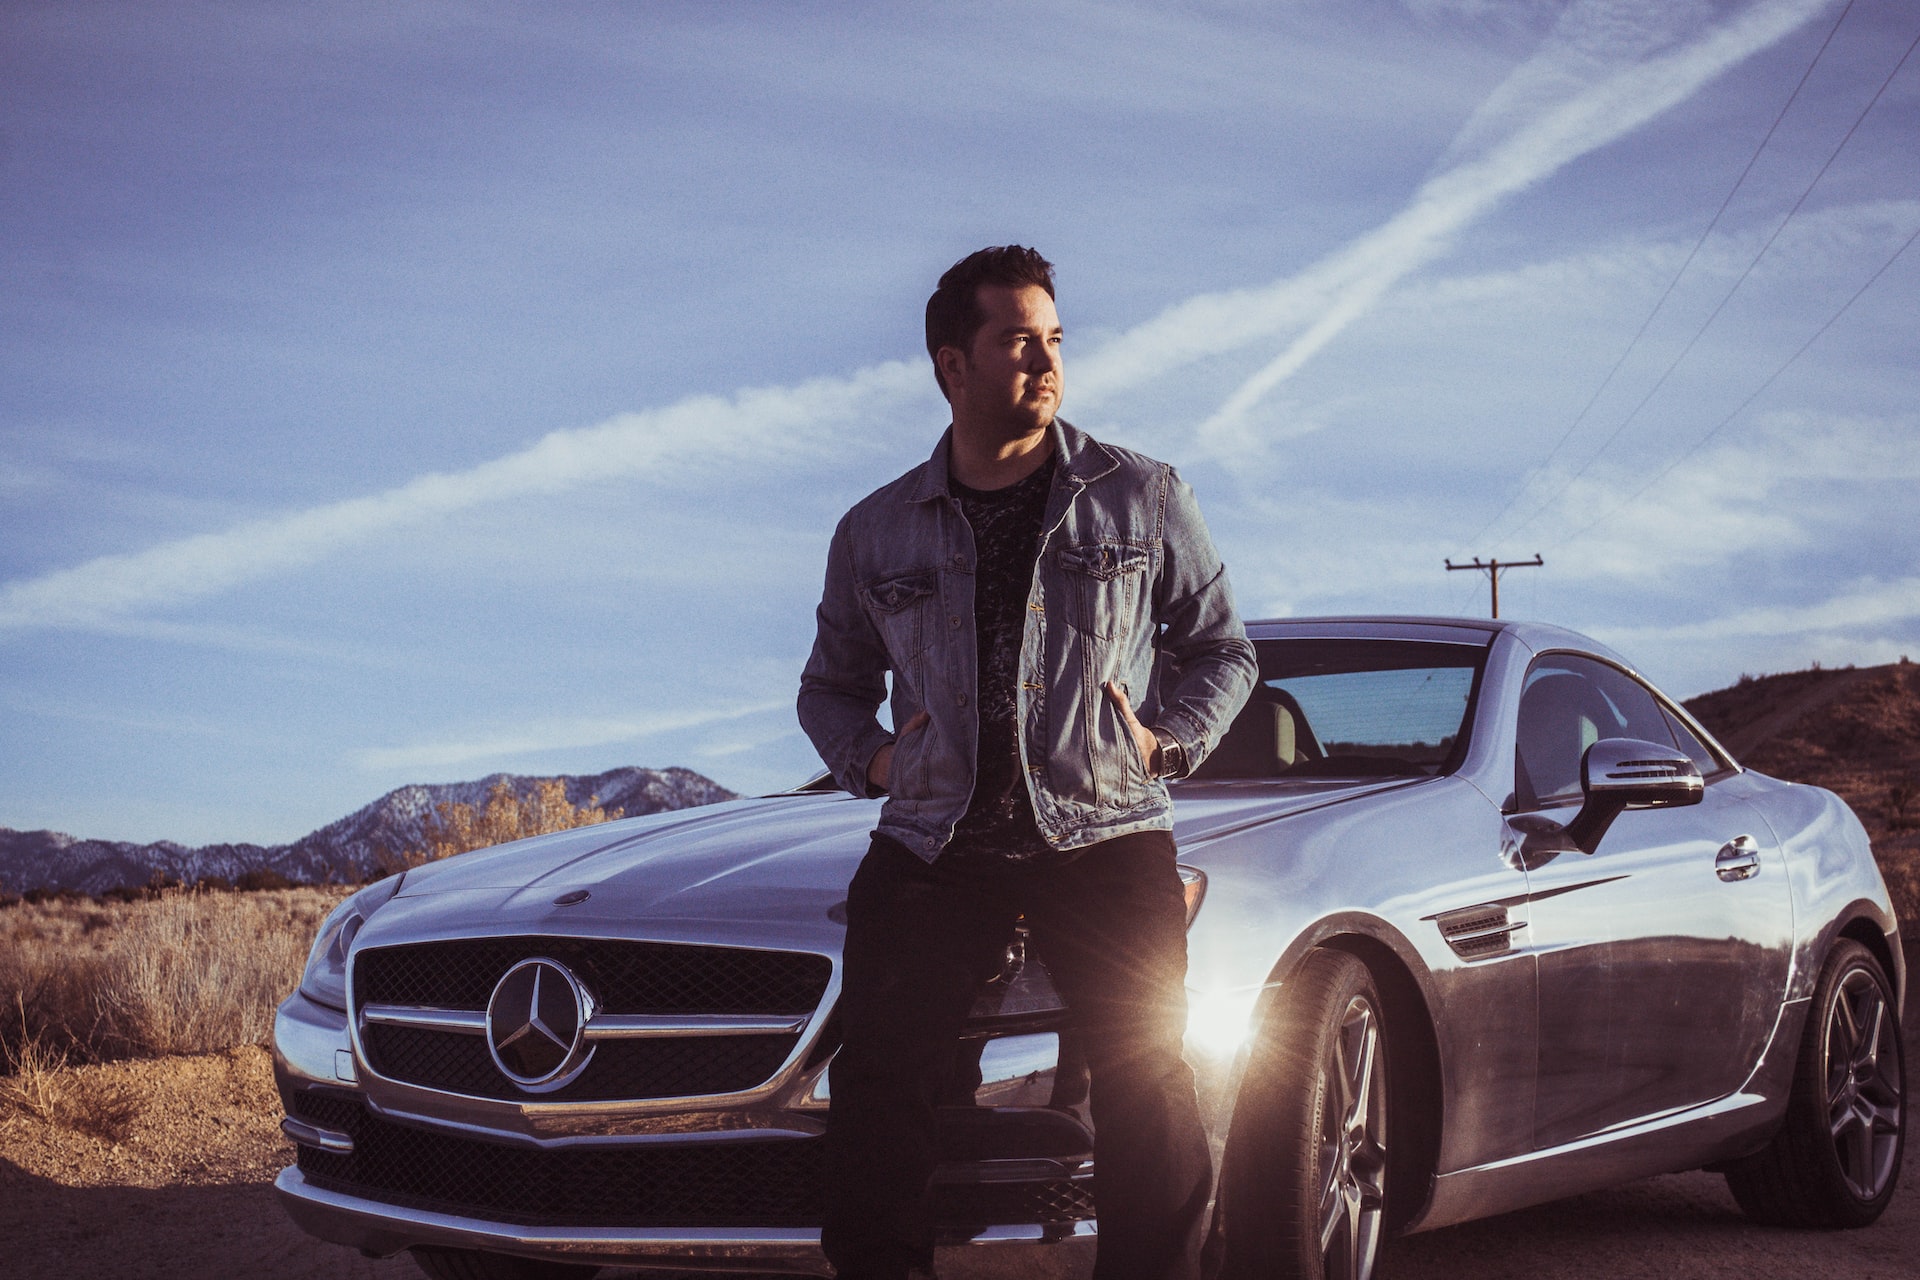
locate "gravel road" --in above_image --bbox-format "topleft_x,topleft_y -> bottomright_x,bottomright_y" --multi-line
10,1139 -> 1916,1280
5,990 -> 1913,1280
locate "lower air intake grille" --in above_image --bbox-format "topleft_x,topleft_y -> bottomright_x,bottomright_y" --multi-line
288,1095 -> 1095,1232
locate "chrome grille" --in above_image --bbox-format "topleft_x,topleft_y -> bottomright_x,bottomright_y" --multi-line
351,937 -> 831,1101
355,937 -> 830,1014
361,1024 -> 797,1102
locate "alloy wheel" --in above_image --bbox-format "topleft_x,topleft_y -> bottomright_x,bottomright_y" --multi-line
1825,965 -> 1903,1201
1317,995 -> 1387,1280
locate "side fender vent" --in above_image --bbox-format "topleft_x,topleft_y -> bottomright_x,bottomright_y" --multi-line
1433,904 -> 1525,960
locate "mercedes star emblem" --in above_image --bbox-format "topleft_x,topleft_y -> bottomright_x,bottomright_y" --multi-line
484,957 -> 597,1092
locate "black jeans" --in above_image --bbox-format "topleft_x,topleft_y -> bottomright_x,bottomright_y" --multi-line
822,830 -> 1212,1280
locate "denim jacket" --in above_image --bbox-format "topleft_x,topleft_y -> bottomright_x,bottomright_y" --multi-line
797,419 -> 1256,861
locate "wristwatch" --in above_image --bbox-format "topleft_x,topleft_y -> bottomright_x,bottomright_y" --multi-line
1150,727 -> 1187,779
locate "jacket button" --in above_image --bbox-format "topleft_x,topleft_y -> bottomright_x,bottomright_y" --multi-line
949,615 -> 961,628
955,693 -> 969,707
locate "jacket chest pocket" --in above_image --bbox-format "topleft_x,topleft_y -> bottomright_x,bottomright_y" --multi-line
860,570 -> 939,669
1056,543 -> 1149,640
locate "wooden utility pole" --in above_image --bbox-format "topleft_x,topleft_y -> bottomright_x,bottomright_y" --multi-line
1445,555 -> 1543,619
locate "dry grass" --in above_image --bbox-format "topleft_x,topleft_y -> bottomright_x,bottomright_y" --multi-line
0,1010 -> 145,1142
0,1017 -> 70,1122
380,776 -> 620,872
0,885 -> 349,1071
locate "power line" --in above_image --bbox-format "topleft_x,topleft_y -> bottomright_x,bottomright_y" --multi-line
1546,217 -> 1920,554
1464,0 -> 1860,550
1496,19 -> 1920,550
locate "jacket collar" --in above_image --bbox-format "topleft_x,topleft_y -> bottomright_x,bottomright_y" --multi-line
906,417 -> 1119,503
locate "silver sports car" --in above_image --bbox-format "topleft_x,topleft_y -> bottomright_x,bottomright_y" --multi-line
273,617 -> 1906,1280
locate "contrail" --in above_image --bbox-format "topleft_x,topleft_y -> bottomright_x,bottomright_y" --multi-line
353,699 -> 791,770
0,362 -> 927,631
1191,0 -> 1835,446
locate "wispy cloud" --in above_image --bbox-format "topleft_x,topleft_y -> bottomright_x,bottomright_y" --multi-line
1603,576 -> 1920,645
0,362 -> 928,633
1543,407 -> 1920,578
1207,401 -> 1915,622
352,699 -> 791,771
1186,0 -> 1833,448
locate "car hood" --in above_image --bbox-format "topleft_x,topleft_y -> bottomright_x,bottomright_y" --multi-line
373,778 -> 1418,942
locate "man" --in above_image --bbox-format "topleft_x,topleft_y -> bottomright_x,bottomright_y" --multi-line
797,245 -> 1255,1280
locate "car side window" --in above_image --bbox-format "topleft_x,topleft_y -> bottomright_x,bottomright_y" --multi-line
1514,655 -> 1675,809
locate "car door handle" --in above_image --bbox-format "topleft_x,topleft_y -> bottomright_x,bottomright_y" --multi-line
1715,835 -> 1761,882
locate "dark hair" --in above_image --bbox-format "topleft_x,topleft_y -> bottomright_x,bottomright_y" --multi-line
924,245 -> 1056,397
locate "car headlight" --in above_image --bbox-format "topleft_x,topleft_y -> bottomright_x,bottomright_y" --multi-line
1175,866 -> 1263,1056
1178,864 -> 1205,926
298,874 -> 404,1011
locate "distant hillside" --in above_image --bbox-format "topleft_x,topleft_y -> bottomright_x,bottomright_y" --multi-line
1685,660 -> 1920,920
0,766 -> 736,897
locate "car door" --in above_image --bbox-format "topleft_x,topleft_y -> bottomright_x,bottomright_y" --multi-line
1512,654 -> 1795,1150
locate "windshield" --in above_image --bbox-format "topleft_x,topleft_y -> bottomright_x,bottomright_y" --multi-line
1187,638 -> 1487,780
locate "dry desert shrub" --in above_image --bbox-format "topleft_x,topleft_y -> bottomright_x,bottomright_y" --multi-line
0,1011 -> 144,1142
381,776 -> 621,870
91,890 -> 320,1056
0,885 -> 347,1067
0,1010 -> 68,1123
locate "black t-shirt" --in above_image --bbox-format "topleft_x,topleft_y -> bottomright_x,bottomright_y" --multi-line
945,454 -> 1056,862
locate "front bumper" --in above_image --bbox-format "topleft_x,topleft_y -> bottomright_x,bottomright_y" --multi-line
275,1166 -> 1094,1276
274,990 -> 1103,1276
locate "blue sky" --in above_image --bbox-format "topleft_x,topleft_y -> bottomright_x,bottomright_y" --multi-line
3,0 -> 1916,844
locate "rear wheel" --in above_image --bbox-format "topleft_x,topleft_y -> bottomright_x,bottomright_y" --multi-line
410,1247 -> 601,1280
1221,948 -> 1389,1280
1724,938 -> 1905,1227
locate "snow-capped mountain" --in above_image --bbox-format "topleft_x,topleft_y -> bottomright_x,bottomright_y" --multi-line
0,766 -> 737,897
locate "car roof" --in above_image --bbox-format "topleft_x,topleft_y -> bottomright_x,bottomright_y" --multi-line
1242,616 -> 1635,672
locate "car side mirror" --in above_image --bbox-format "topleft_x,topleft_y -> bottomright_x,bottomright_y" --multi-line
1563,737 -> 1704,854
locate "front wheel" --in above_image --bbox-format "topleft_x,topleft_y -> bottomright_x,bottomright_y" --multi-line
1724,938 -> 1905,1227
1221,948 -> 1389,1280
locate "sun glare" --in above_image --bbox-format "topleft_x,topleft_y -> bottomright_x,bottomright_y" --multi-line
1185,984 -> 1264,1059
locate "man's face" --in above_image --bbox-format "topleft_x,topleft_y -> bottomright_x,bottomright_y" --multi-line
945,283 -> 1063,437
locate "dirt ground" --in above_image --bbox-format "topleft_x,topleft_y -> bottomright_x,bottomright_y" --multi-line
5,983 -> 1916,1280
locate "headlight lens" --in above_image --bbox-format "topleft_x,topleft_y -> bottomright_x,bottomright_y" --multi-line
297,874 -> 404,1011
1177,865 -> 1205,926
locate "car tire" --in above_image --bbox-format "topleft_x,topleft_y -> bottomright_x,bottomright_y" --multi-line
1724,938 -> 1906,1228
1220,948 -> 1389,1280
410,1247 -> 602,1280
